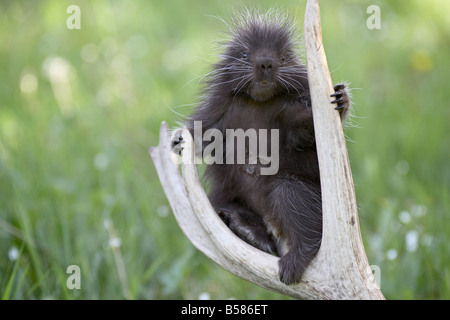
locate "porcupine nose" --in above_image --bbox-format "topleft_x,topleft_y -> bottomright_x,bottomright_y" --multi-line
258,57 -> 274,71
256,57 -> 275,84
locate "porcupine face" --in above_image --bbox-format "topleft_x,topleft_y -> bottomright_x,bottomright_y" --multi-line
215,12 -> 305,103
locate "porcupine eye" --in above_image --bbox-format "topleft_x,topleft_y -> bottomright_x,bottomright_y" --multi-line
242,52 -> 248,59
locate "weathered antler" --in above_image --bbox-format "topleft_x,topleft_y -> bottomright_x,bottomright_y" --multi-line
149,0 -> 384,300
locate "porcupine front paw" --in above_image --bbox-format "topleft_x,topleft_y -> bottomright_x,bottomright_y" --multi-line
330,83 -> 350,119
171,130 -> 184,155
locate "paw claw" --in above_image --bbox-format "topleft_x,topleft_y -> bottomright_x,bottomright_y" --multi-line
330,97 -> 343,105
329,92 -> 340,98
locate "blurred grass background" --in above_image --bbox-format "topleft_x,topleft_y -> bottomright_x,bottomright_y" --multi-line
0,0 -> 449,299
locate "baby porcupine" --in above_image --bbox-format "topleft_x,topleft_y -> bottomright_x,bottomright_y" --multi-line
173,10 -> 350,284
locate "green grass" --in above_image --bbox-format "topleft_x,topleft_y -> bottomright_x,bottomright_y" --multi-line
1,0 -> 449,299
